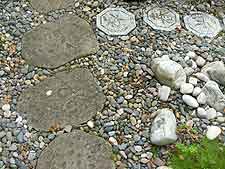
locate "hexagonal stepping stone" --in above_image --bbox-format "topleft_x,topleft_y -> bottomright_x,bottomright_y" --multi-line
96,8 -> 136,35
30,0 -> 75,13
22,15 -> 98,69
17,68 -> 105,130
184,12 -> 222,38
144,7 -> 180,31
36,131 -> 115,169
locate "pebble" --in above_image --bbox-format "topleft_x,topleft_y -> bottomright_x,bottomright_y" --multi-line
206,126 -> 221,140
205,108 -> 217,120
2,104 -> 11,112
182,95 -> 199,108
189,77 -> 198,86
158,85 -> 171,101
196,56 -> 206,67
192,87 -> 202,96
197,107 -> 207,119
180,83 -> 194,94
134,145 -> 142,152
197,92 -> 207,105
87,121 -> 94,128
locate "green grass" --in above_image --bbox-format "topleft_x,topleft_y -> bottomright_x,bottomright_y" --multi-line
169,138 -> 225,169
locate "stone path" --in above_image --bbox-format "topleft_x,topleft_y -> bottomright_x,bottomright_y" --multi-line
36,131 -> 115,169
17,68 -> 105,130
22,15 -> 99,68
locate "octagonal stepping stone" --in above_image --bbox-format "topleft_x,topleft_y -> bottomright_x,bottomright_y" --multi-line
184,12 -> 222,38
17,68 -> 105,130
30,0 -> 75,13
22,15 -> 98,69
144,7 -> 180,31
36,131 -> 115,169
96,8 -> 136,35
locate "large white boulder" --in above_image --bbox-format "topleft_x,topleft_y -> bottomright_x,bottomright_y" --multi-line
151,57 -> 186,89
150,109 -> 177,145
202,81 -> 225,112
202,61 -> 225,86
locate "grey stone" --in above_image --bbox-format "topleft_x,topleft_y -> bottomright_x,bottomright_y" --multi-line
150,109 -> 177,145
158,85 -> 171,101
144,7 -> 180,31
36,131 -> 115,169
202,81 -> 225,112
180,83 -> 194,94
17,68 -> 105,130
30,0 -> 75,13
184,12 -> 222,38
22,15 -> 98,68
96,8 -> 136,35
151,57 -> 186,89
202,61 -> 225,86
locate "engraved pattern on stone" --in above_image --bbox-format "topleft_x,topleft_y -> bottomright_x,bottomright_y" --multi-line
144,7 -> 180,31
96,8 -> 136,35
184,12 -> 222,38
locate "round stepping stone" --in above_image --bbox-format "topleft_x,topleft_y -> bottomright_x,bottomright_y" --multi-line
144,7 -> 180,31
30,0 -> 75,13
96,8 -> 136,35
184,12 -> 222,38
36,131 -> 115,169
22,15 -> 98,69
17,68 -> 105,130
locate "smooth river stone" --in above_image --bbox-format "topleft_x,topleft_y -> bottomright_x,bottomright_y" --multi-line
17,68 -> 105,130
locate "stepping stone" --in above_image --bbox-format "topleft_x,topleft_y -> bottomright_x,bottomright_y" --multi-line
184,12 -> 222,38
96,8 -> 136,35
144,7 -> 180,31
22,15 -> 98,69
36,131 -> 115,169
30,0 -> 75,13
17,68 -> 105,130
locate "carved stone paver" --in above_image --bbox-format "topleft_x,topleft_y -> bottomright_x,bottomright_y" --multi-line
184,12 -> 222,38
36,131 -> 115,169
22,15 -> 99,69
144,7 -> 180,31
17,68 -> 105,130
30,0 -> 75,13
96,8 -> 136,35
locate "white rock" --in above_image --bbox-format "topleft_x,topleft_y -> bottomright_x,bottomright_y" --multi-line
2,104 -> 10,112
180,83 -> 194,94
202,61 -> 225,86
157,166 -> 172,169
189,77 -> 198,86
186,51 -> 196,59
151,57 -> 186,89
206,126 -> 221,140
195,56 -> 206,67
87,121 -> 94,128
158,85 -> 171,101
192,87 -> 202,96
194,73 -> 209,82
125,95 -> 133,100
182,95 -> 199,108
206,108 -> 217,120
197,107 -> 207,119
197,92 -> 207,105
109,137 -> 118,145
202,81 -> 225,112
150,109 -> 177,145
46,90 -> 53,96
134,145 -> 142,152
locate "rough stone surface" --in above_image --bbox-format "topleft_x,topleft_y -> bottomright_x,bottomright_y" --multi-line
184,12 -> 222,38
22,15 -> 99,68
150,109 -> 177,145
202,61 -> 225,86
202,81 -> 225,112
96,8 -> 136,35
144,7 -> 180,31
17,68 -> 105,130
36,131 -> 115,169
30,0 -> 75,13
151,57 -> 186,89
